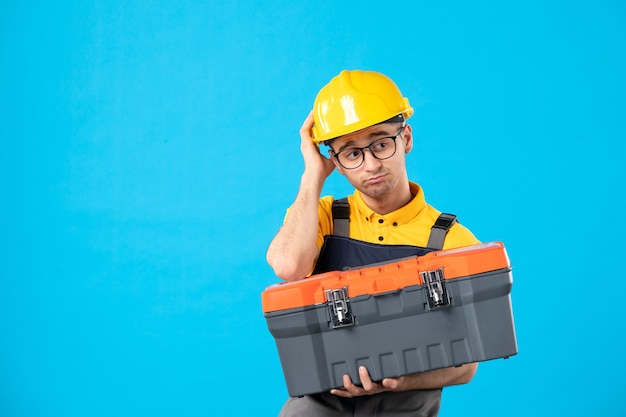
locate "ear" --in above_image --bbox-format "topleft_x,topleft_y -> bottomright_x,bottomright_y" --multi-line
402,125 -> 413,154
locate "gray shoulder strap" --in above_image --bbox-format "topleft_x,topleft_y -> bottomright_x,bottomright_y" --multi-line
426,213 -> 457,250
331,198 -> 350,237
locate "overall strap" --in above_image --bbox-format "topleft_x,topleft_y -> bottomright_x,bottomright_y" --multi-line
331,198 -> 350,237
426,213 -> 457,250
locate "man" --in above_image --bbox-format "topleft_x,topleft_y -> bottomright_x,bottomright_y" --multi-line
266,70 -> 480,416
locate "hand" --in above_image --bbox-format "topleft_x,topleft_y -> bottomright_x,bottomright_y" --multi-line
299,111 -> 336,180
330,366 -> 405,398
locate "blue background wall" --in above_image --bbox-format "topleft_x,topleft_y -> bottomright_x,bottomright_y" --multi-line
2,1 -> 624,416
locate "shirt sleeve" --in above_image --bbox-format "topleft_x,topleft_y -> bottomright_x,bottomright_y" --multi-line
442,222 -> 481,250
316,196 -> 334,251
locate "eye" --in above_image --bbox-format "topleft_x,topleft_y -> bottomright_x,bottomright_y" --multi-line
371,138 -> 391,152
342,148 -> 362,161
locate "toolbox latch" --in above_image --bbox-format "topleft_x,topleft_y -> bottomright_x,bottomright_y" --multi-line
420,268 -> 451,309
324,287 -> 355,329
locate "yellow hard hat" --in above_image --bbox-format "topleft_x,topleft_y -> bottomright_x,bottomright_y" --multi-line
312,70 -> 414,143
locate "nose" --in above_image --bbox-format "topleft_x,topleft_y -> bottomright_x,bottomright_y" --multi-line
362,148 -> 382,171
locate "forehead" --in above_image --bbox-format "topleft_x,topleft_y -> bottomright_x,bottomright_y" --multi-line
331,123 -> 399,149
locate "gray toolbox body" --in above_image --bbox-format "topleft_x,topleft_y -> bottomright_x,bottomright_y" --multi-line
262,242 -> 518,397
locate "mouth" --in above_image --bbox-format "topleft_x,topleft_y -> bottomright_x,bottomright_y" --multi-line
364,174 -> 386,185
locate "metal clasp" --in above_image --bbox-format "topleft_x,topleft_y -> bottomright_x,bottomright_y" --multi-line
324,287 -> 355,328
420,268 -> 451,309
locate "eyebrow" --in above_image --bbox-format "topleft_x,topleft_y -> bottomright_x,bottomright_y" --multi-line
335,128 -> 398,153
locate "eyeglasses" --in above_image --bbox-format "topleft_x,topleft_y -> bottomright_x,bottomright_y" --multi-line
330,127 -> 403,170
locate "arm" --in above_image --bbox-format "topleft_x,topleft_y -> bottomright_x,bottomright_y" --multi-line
266,112 -> 336,281
330,363 -> 478,398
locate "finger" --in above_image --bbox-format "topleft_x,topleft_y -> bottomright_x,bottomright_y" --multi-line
299,111 -> 315,138
330,388 -> 353,398
342,373 -> 356,390
382,377 -> 400,390
358,366 -> 376,390
342,374 -> 365,396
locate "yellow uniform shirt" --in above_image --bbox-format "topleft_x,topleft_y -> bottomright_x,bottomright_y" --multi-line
315,182 -> 480,251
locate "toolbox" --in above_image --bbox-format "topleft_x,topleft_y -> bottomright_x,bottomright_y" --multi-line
262,242 -> 518,397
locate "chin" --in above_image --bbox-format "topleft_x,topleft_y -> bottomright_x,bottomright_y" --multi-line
360,184 -> 393,199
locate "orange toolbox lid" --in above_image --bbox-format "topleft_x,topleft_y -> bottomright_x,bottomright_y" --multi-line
262,242 -> 510,313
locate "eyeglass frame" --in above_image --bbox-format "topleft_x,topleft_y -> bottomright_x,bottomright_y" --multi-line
328,126 -> 405,170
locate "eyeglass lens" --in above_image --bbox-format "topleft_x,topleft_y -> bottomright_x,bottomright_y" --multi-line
336,136 -> 397,169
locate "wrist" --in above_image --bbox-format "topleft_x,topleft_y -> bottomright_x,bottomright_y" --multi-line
300,169 -> 327,192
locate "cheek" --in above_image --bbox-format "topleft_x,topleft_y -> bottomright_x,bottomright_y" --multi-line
332,159 -> 345,175
387,152 -> 408,173
343,173 -> 361,189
